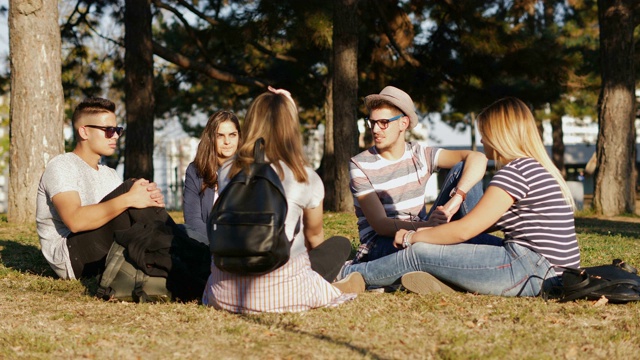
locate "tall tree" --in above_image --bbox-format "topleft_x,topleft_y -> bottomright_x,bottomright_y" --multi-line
124,0 -> 155,180
593,0 -> 639,215
8,0 -> 64,223
329,0 -> 359,212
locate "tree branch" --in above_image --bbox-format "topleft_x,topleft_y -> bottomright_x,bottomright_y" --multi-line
250,41 -> 298,62
153,0 -> 214,67
152,41 -> 266,88
372,1 -> 421,67
175,0 -> 219,26
157,1 -> 296,68
60,0 -> 83,36
633,1 -> 640,27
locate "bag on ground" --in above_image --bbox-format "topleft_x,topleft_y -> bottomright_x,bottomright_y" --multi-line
557,259 -> 640,303
96,222 -> 210,303
96,242 -> 172,303
208,138 -> 291,275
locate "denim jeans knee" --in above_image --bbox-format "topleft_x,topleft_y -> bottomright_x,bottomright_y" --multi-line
422,161 -> 484,220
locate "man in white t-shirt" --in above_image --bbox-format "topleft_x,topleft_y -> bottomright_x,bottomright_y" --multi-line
36,97 -> 166,280
350,86 -> 489,263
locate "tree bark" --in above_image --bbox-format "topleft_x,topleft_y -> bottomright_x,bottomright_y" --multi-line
8,0 -> 64,223
124,0 -> 155,180
594,0 -> 637,215
331,0 -> 359,212
322,77 -> 336,209
550,113 -> 566,178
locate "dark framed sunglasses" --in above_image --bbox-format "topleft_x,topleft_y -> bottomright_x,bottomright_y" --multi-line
366,114 -> 404,130
85,125 -> 124,138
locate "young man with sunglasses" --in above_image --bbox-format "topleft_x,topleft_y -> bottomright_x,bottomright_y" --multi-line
36,97 -> 168,280
349,86 -> 489,266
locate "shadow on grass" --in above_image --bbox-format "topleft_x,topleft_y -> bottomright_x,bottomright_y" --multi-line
575,218 -> 640,238
240,314 -> 384,359
0,239 -> 56,277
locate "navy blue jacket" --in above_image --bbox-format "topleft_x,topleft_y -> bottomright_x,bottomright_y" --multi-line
182,162 -> 216,238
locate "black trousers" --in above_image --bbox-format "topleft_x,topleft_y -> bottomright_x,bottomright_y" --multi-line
66,179 -> 176,278
308,236 -> 352,282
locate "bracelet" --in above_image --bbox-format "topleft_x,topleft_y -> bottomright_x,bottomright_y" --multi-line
402,230 -> 415,248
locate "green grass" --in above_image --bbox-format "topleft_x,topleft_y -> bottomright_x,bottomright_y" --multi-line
1,212 -> 640,359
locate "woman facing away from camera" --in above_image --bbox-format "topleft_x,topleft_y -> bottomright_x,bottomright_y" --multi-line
203,87 -> 364,313
339,97 -> 581,297
183,111 -> 241,244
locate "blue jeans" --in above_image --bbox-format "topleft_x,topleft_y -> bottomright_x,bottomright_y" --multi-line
365,161 -> 485,262
342,240 -> 560,297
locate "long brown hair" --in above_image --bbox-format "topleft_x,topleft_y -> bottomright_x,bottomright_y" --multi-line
476,97 -> 575,208
194,111 -> 241,193
230,91 -> 308,182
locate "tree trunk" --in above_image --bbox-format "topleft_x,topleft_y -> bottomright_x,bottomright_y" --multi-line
594,0 -> 637,216
124,0 -> 155,180
322,77 -> 336,209
550,113 -> 566,178
8,0 -> 64,223
469,112 -> 476,152
331,0 -> 359,212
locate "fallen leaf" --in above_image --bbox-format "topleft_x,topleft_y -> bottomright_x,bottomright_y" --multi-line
593,296 -> 608,307
465,321 -> 475,328
565,345 -> 578,360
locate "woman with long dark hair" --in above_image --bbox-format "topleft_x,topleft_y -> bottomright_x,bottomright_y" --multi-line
183,111 -> 241,243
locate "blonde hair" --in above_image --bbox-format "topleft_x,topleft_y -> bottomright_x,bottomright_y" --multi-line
230,91 -> 308,182
476,97 -> 575,208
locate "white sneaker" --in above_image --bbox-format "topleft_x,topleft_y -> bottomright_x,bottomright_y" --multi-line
401,271 -> 455,295
332,272 -> 366,294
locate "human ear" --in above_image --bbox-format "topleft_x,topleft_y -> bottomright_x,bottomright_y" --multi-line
401,116 -> 410,131
77,126 -> 89,140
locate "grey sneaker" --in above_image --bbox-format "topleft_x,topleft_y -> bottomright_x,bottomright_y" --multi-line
401,271 -> 455,295
332,272 -> 366,294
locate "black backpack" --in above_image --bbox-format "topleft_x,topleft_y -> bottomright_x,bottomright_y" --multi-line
556,259 -> 640,303
207,138 -> 291,275
96,222 -> 210,303
96,242 -> 172,303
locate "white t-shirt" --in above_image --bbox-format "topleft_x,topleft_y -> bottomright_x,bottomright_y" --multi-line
203,161 -> 346,313
36,152 -> 122,279
216,161 -> 324,258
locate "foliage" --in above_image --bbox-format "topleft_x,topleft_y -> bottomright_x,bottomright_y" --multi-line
150,0 -> 337,136
57,1 -> 607,137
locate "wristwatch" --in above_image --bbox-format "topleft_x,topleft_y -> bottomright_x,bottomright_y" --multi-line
449,187 -> 467,201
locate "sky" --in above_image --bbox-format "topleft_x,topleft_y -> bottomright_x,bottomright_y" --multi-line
0,0 -> 7,70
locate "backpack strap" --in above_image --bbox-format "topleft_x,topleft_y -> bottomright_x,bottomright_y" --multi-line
96,242 -> 127,300
558,266 -> 640,302
254,138 -> 266,164
559,278 -> 640,302
133,268 -> 150,303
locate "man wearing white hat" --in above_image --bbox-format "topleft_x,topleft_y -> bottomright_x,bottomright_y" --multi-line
349,86 -> 488,264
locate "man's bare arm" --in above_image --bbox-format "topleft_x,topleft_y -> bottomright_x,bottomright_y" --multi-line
53,178 -> 164,233
357,193 -> 435,237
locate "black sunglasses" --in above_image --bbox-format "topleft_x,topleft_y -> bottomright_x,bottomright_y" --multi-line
85,125 -> 124,138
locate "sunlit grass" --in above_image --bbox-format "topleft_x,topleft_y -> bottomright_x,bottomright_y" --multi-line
1,212 -> 640,358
